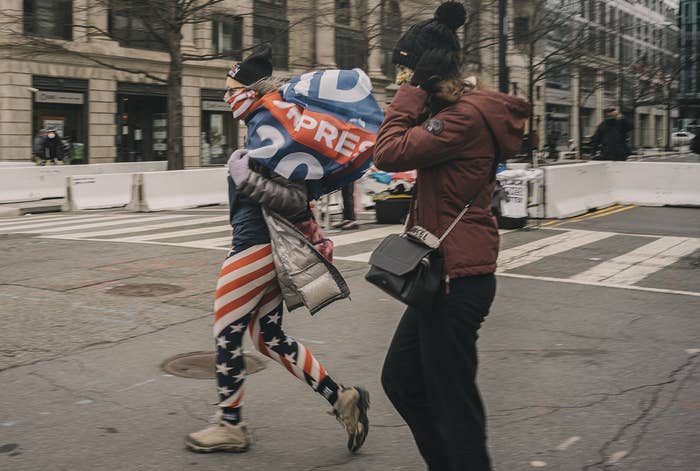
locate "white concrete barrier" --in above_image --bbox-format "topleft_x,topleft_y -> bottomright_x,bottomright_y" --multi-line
608,161 -> 700,207
133,168 -> 228,212
544,161 -> 700,218
0,161 -> 167,204
65,173 -> 137,210
0,162 -> 36,167
544,162 -> 614,219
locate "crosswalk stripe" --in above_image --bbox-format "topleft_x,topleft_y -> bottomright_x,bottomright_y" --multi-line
107,223 -> 230,242
0,214 -> 138,232
335,230 -> 618,266
45,216 -> 226,239
497,230 -> 616,272
602,238 -> 700,285
570,237 -> 691,283
35,214 -> 191,234
172,236 -> 232,249
328,226 -> 403,246
0,212 -> 100,226
498,272 -> 700,298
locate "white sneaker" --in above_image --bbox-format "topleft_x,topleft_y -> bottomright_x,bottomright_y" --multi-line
332,385 -> 370,452
185,413 -> 250,453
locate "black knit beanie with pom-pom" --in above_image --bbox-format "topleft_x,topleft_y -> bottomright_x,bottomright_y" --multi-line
392,2 -> 467,70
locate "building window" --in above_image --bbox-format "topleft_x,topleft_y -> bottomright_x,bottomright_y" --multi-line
212,16 -> 243,59
335,0 -> 351,25
335,1 -> 366,69
546,63 -> 571,90
108,9 -> 167,51
380,0 -> 401,78
253,0 -> 289,69
23,0 -> 73,40
513,16 -> 530,44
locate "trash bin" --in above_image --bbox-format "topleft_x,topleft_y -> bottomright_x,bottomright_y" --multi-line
496,170 -> 529,229
373,194 -> 412,224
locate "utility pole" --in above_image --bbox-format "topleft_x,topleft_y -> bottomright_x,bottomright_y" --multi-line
498,0 -> 508,93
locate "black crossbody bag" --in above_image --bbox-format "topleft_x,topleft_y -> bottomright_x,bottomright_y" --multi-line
365,103 -> 499,312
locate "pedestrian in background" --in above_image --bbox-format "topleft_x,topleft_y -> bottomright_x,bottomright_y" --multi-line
591,107 -> 633,161
37,127 -> 65,165
333,183 -> 359,230
373,2 -> 529,470
690,134 -> 700,155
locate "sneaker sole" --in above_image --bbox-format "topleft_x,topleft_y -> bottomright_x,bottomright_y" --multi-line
185,438 -> 249,454
348,387 -> 370,453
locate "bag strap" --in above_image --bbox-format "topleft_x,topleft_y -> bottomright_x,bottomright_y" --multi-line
437,102 -> 501,245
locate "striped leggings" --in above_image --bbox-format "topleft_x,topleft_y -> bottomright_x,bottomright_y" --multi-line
213,244 -> 339,417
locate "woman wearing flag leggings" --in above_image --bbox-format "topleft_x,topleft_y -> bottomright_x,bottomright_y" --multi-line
185,46 -> 369,454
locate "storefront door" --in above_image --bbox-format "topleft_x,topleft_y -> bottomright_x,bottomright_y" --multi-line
32,76 -> 88,163
201,90 -> 237,166
116,83 -> 168,162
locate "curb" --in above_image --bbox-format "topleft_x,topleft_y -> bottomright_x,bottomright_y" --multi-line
0,202 -> 63,218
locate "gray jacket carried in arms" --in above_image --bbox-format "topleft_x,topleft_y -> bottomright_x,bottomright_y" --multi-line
235,167 -> 349,314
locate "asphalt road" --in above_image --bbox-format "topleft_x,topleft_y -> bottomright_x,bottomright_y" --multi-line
1,206 -> 698,471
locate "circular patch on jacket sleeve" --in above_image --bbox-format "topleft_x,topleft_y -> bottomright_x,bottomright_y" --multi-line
424,118 -> 444,135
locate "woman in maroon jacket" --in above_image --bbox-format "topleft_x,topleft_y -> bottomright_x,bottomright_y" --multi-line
374,5 -> 529,469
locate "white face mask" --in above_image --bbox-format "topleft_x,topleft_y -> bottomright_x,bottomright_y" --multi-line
48,133 -> 56,139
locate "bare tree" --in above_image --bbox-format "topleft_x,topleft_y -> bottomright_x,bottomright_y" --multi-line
0,0 -> 297,169
511,0 -> 589,163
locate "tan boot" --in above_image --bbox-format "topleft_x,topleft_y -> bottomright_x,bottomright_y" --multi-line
185,413 -> 250,453
332,385 -> 370,452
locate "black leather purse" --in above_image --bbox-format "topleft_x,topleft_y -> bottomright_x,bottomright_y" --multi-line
365,200 -> 477,312
365,103 -> 499,312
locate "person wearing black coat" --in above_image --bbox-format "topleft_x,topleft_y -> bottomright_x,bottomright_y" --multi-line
591,108 -> 633,161
38,129 -> 65,165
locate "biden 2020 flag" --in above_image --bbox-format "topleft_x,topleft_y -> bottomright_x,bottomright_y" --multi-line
243,69 -> 384,199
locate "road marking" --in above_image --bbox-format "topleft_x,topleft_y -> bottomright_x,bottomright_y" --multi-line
556,436 -> 580,451
543,205 -> 636,228
585,205 -> 636,220
32,214 -> 190,234
529,461 -> 547,467
606,451 -> 628,464
686,349 -> 700,355
336,252 -> 372,262
497,230 -> 615,271
604,238 -> 700,285
0,212 -> 101,225
541,205 -> 624,227
0,214 -> 139,232
498,272 -> 700,298
328,225 -> 403,246
47,216 -> 226,238
112,224 -> 230,242
172,236 -> 232,249
571,237 -> 700,283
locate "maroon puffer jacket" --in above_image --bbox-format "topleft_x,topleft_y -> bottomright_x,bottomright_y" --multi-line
374,85 -> 529,279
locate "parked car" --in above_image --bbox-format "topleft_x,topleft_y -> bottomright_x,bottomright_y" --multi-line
670,131 -> 696,147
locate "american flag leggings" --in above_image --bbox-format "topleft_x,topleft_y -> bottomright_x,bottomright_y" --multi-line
212,244 -> 338,411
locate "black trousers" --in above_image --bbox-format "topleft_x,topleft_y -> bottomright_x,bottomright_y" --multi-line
381,274 -> 496,471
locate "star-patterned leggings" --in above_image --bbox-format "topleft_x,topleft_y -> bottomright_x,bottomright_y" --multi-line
213,244 -> 339,423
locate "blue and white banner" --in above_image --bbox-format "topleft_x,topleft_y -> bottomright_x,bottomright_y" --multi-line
243,69 -> 384,199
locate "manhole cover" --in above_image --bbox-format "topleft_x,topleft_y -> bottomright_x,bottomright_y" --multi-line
162,351 -> 266,379
106,283 -> 185,297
